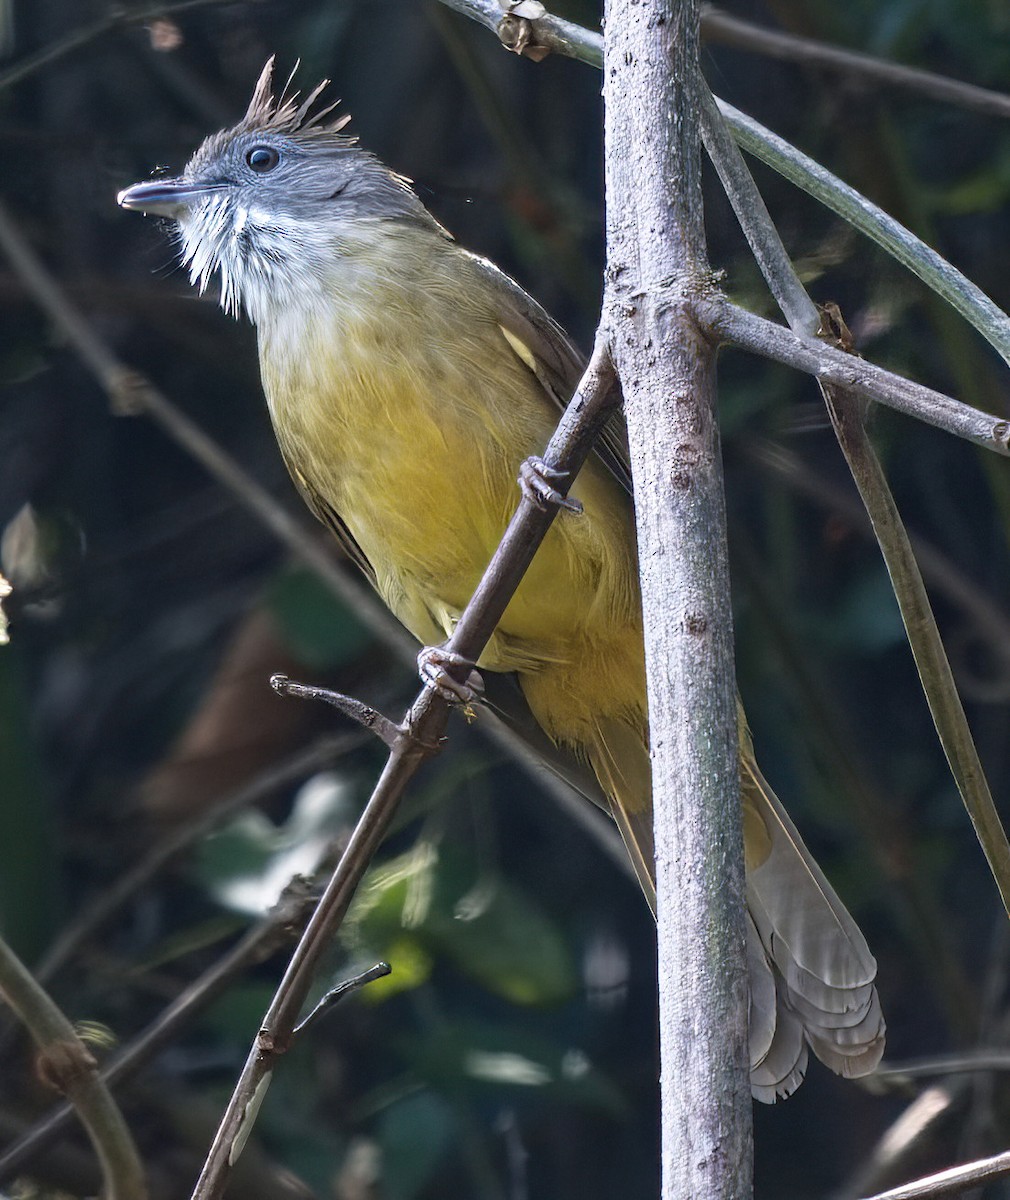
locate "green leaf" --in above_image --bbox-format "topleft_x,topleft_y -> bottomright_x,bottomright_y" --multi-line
403,1021 -> 628,1117
377,1091 -> 456,1200
344,842 -> 578,1006
194,772 -> 353,914
826,571 -> 908,654
266,565 -> 372,669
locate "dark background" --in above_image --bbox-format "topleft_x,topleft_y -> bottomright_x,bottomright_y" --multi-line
3,1 -> 1010,1197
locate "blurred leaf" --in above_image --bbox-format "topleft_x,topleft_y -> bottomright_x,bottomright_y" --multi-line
924,147 -> 1010,216
195,771 -> 352,915
403,1020 -> 628,1117
266,565 -> 373,669
345,842 -> 578,1006
822,571 -> 908,655
363,936 -> 434,1000
378,1091 -> 456,1200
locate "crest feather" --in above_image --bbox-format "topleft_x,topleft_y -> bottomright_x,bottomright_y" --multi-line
238,57 -> 354,141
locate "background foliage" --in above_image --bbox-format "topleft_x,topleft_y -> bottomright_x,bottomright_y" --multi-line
3,1 -> 1010,1196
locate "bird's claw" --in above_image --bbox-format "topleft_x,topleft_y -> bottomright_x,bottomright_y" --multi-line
518,456 -> 583,513
417,647 -> 485,707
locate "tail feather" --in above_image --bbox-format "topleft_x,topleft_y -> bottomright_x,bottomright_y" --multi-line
746,915 -> 778,1067
742,753 -> 885,1092
742,754 -> 878,993
506,679 -> 884,1102
588,717 -> 657,916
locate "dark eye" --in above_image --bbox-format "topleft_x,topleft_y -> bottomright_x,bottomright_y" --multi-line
246,146 -> 280,173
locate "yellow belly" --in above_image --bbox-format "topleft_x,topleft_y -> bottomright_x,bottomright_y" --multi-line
259,300 -> 646,761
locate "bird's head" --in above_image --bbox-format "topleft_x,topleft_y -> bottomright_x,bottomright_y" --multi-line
118,59 -> 440,321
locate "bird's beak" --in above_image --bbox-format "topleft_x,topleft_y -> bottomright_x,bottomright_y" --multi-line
117,178 -> 222,218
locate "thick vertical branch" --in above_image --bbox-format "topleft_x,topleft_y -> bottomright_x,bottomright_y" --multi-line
602,0 -> 752,1196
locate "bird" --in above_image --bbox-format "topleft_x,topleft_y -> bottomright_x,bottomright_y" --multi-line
118,59 -> 884,1100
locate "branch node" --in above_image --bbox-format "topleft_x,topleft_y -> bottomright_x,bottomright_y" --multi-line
496,13 -> 551,60
402,702 -> 450,753
270,674 -> 400,748
34,1039 -> 99,1095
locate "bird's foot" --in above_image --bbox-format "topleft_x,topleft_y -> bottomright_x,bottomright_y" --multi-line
417,646 -> 485,707
518,456 -> 583,513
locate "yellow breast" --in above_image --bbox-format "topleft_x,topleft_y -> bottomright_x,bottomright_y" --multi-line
257,236 -> 641,685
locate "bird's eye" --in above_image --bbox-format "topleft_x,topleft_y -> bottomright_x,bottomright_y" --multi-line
246,146 -> 280,173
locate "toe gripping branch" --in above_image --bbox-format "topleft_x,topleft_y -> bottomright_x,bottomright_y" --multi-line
518,456 -> 584,513
416,646 -> 485,709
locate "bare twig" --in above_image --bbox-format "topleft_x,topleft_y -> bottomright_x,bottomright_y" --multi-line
0,0 -> 241,92
188,338 -> 619,1200
0,937 -> 146,1199
0,880 -> 319,1185
749,440 -> 1010,680
875,1051 -> 1010,1082
700,6 -> 1010,120
291,962 -> 391,1037
717,98 -> 1010,368
696,77 -> 1010,1198
822,382 -> 1010,916
860,1149 -> 1010,1200
694,85 -> 1010,1197
705,300 -> 1010,454
701,71 -> 1010,913
270,675 -> 400,749
698,84 -> 819,335
436,0 -> 602,66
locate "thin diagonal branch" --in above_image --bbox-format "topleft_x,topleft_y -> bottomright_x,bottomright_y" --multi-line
718,99 -> 1010,368
30,735 -> 362,986
749,440 -> 1010,674
698,84 -> 819,335
291,962 -> 391,1036
700,6 -> 1010,120
189,337 -> 619,1200
860,1149 -> 1010,1200
448,0 -> 1010,126
823,385 -> 1010,916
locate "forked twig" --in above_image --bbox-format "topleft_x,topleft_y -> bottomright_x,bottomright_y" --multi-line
0,937 -> 146,1199
0,879 -> 319,1185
